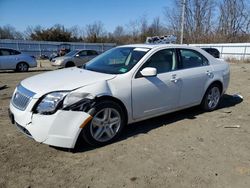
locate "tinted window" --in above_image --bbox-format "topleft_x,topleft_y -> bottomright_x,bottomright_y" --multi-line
0,49 -> 11,56
10,49 -> 21,55
202,48 -> 220,58
78,50 -> 87,56
180,49 -> 208,69
87,50 -> 98,55
140,49 -> 177,75
85,47 -> 149,74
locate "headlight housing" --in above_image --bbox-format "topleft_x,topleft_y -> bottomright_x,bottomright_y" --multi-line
35,91 -> 69,114
35,91 -> 95,115
63,93 -> 95,112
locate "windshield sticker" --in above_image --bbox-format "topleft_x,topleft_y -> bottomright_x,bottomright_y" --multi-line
119,68 -> 127,73
134,48 -> 150,52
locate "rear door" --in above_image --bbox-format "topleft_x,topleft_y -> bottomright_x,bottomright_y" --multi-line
176,48 -> 213,107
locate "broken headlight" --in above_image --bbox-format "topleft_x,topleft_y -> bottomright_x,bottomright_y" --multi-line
63,93 -> 95,112
35,91 -> 69,114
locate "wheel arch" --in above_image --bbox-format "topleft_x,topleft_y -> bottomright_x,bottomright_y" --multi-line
95,95 -> 128,124
206,80 -> 223,94
201,80 -> 223,105
65,61 -> 75,67
16,61 -> 29,71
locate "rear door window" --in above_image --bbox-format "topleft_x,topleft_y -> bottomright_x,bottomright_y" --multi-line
87,50 -> 98,56
78,50 -> 87,57
179,49 -> 208,69
0,49 -> 11,56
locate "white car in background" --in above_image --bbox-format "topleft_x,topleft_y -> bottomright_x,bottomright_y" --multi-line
9,44 -> 230,148
0,48 -> 37,72
51,49 -> 99,68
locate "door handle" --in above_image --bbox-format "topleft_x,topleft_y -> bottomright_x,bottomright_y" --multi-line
171,74 -> 179,83
206,71 -> 214,78
170,78 -> 178,83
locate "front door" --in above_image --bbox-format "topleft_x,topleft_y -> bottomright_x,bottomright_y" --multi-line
132,49 -> 181,120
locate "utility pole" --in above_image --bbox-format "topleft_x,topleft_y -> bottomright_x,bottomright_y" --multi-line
180,0 -> 186,44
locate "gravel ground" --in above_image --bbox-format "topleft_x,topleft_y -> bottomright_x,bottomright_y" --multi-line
0,61 -> 249,188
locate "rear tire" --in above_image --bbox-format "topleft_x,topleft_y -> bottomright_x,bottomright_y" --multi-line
81,100 -> 125,146
201,84 -> 221,111
16,62 -> 29,72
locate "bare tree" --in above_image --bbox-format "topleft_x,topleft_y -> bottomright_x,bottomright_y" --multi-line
147,17 -> 164,36
113,26 -> 125,38
218,0 -> 249,41
0,25 -> 23,39
85,21 -> 106,43
163,0 -> 182,38
164,0 -> 215,43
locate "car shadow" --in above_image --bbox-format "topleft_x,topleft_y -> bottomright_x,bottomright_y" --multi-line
0,85 -> 8,90
55,94 -> 243,153
0,69 -> 55,74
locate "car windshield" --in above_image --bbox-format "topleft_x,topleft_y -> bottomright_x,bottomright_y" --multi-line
64,50 -> 78,57
84,47 -> 150,74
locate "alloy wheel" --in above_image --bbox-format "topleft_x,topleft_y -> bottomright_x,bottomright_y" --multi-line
90,108 -> 121,142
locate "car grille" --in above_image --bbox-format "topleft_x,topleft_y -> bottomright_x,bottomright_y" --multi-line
11,84 -> 36,111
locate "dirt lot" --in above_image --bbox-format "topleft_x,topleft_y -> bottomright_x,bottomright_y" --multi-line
0,61 -> 250,188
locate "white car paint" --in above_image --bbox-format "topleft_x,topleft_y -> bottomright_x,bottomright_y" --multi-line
9,44 -> 230,148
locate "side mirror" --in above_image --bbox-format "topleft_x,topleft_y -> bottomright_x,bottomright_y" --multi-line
140,67 -> 157,77
75,54 -> 80,57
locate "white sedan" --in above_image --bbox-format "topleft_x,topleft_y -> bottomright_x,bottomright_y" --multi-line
9,44 -> 230,148
0,48 -> 37,72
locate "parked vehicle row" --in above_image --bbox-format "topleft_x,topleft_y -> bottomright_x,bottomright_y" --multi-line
0,48 -> 99,71
9,44 -> 230,149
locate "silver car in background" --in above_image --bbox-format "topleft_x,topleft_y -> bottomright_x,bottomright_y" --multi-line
51,49 -> 99,68
0,48 -> 37,72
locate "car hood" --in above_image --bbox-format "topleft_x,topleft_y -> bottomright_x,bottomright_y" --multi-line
21,67 -> 116,98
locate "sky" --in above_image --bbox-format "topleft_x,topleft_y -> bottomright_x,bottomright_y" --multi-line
0,0 -> 174,32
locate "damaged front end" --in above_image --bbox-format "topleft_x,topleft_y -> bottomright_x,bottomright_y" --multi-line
12,91 -> 99,149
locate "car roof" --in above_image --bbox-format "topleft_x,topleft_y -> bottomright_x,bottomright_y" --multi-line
120,44 -> 199,50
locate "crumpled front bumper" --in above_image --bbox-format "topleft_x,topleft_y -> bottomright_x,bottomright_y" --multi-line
9,102 -> 92,148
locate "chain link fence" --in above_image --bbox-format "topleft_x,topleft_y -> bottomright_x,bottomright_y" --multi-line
0,39 -> 116,57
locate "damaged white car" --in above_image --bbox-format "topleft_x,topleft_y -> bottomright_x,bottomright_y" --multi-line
9,44 -> 230,148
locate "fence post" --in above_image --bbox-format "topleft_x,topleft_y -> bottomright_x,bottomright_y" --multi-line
221,46 -> 224,58
16,41 -> 19,50
243,46 -> 247,60
39,43 -> 42,68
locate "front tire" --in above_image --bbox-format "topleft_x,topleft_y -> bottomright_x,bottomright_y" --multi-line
201,84 -> 221,111
81,100 -> 125,146
65,61 -> 75,68
16,62 -> 29,72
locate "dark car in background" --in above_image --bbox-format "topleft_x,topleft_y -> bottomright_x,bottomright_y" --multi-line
201,48 -> 220,58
